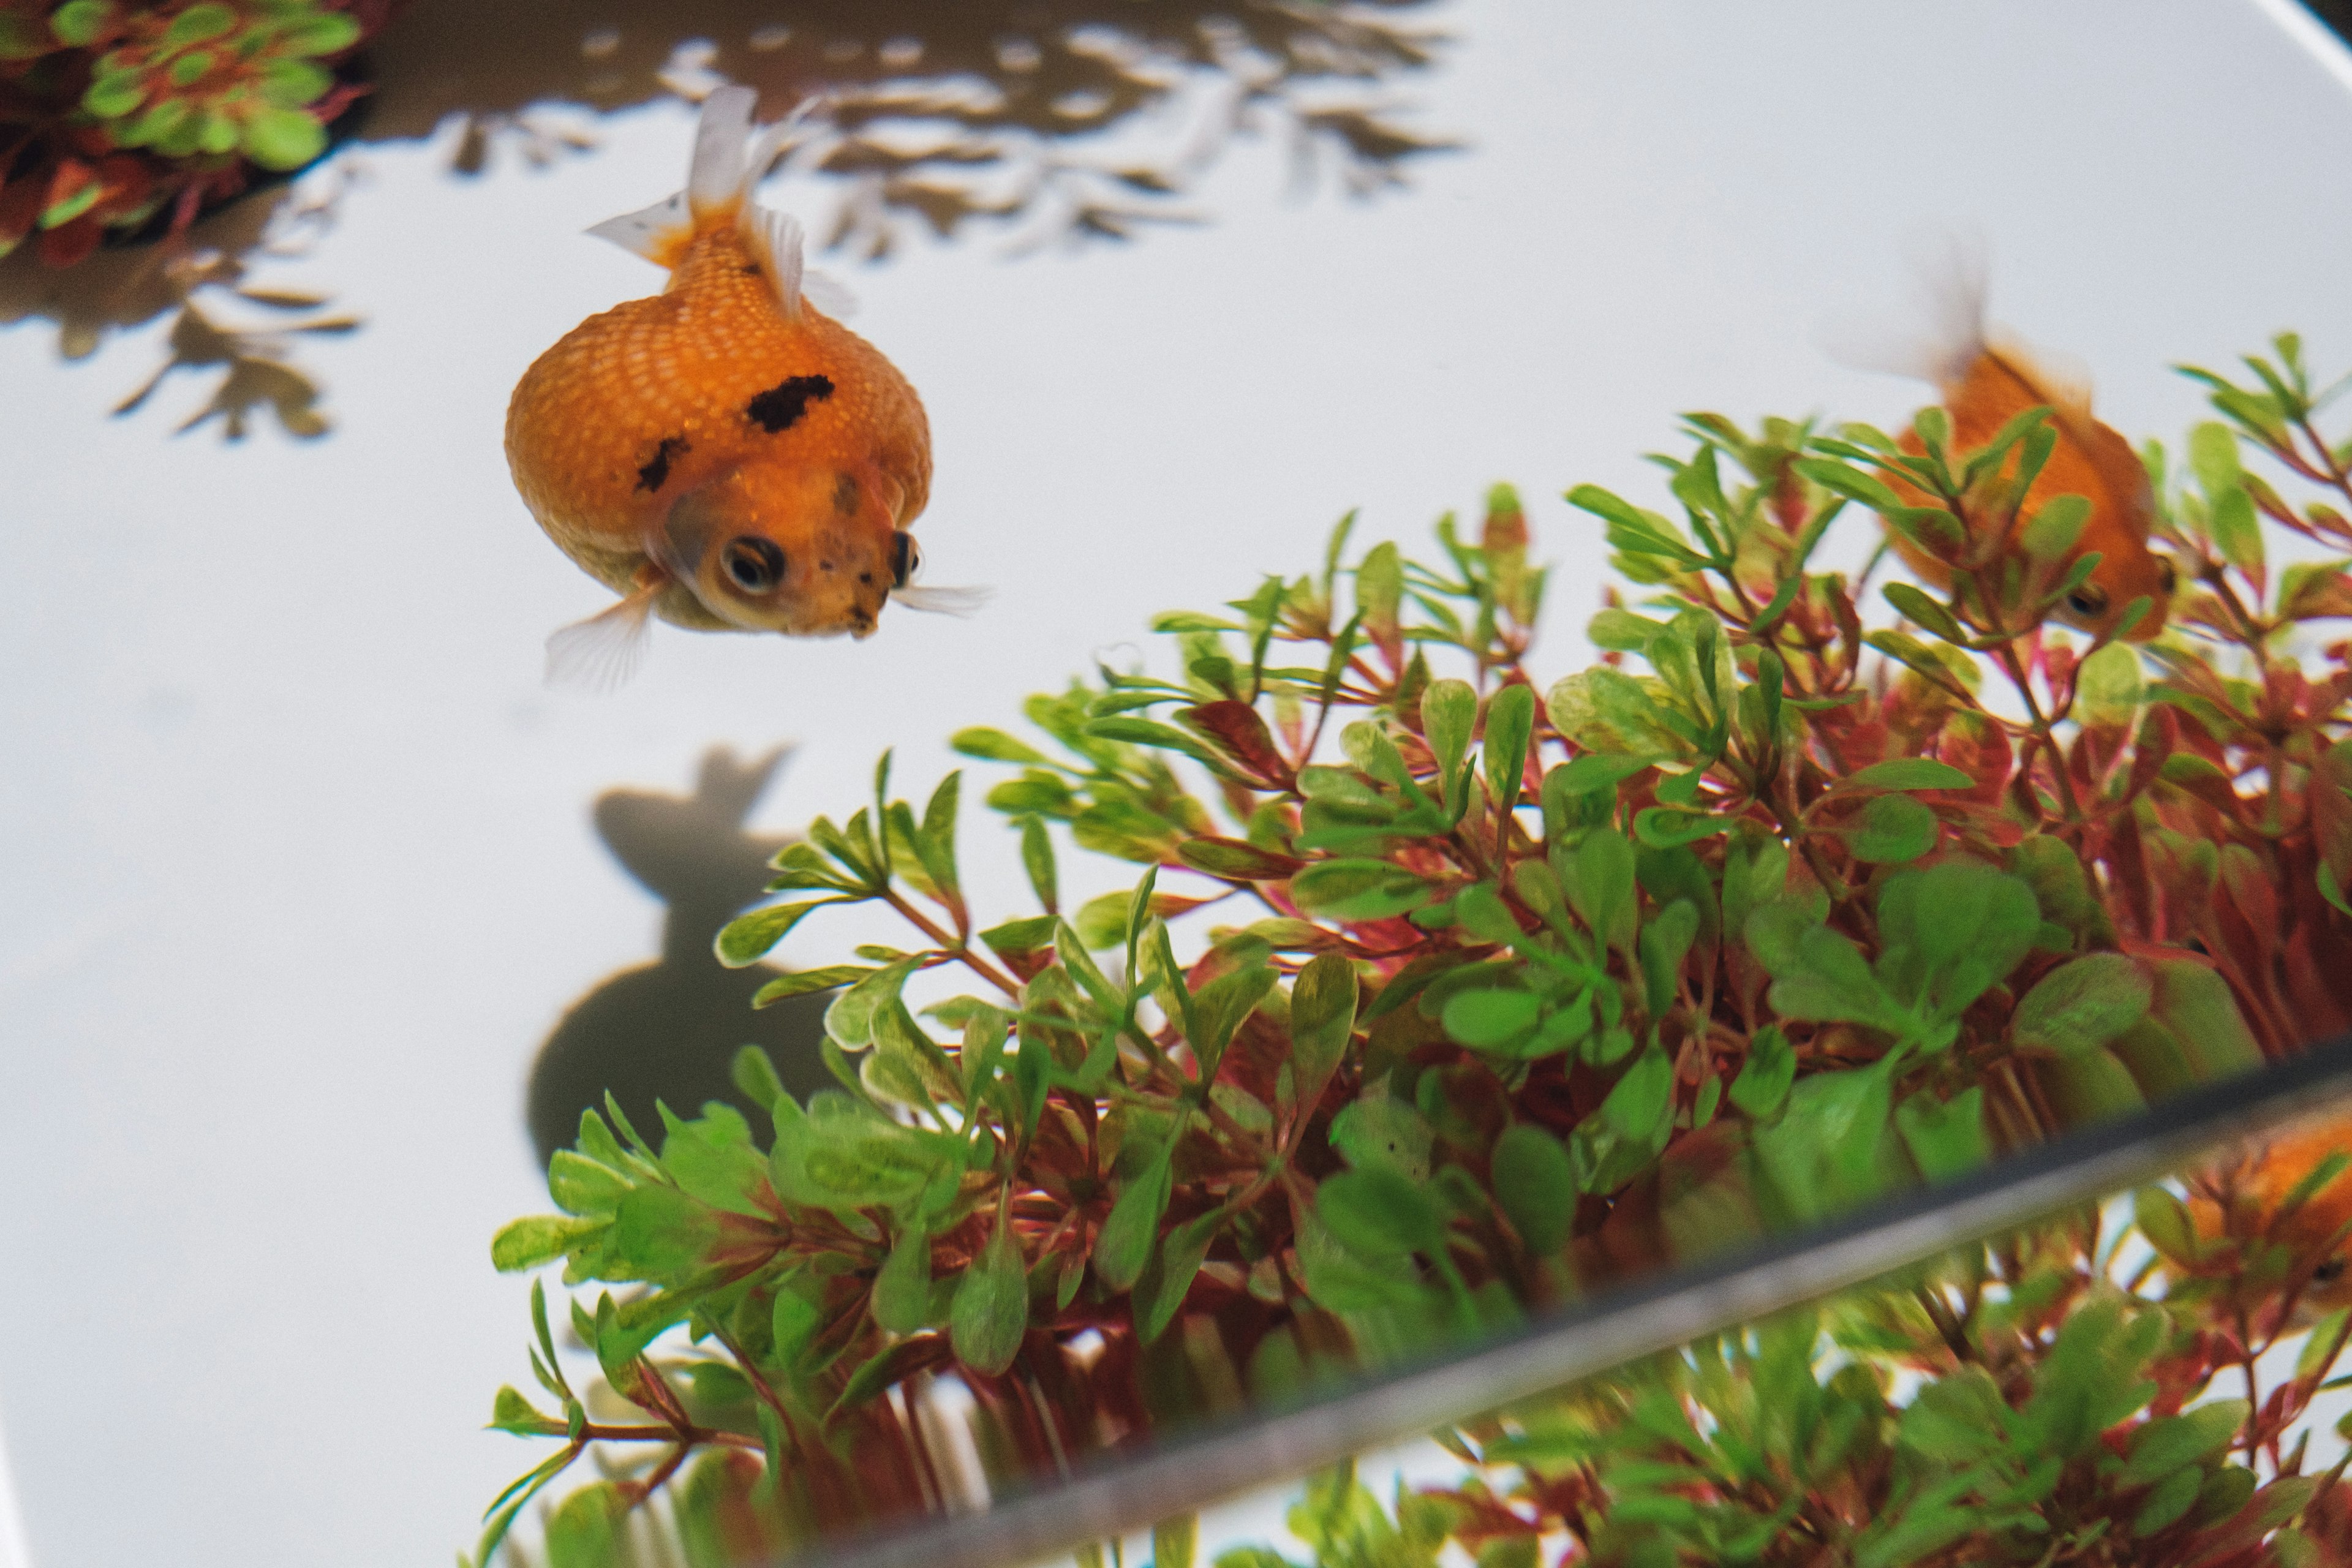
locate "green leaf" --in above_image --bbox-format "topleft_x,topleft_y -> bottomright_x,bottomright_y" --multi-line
1190,960 -> 1277,1084
1838,758 -> 1973,793
979,914 -> 1057,959
954,725 -> 1050,765
1894,1087 -> 1989,1181
614,1183 -> 723,1279
81,71 -> 145,117
2020,492 -> 2090,564
2122,1399 -> 2248,1485
1328,1099 -> 1433,1180
1883,582 -> 1967,644
1134,1212 -> 1220,1343
489,1384 -> 564,1436
240,106 -> 328,171
1491,1124 -> 1574,1254
1442,986 -> 1542,1049
491,1214 -> 604,1272
716,899 -> 837,967
1155,1515 -> 1199,1568
278,10 -> 363,54
1601,1046 -> 1673,1141
1287,953 -> 1359,1110
1018,815 -> 1058,912
1177,835 -> 1304,881
1482,684 -> 1537,816
1728,1024 -> 1793,1118
164,2 -> 236,45
1094,1142 -> 1174,1292
1289,859 -> 1433,922
2013,954 -> 2152,1056
1319,1165 -> 1447,1262
874,1224 -> 933,1335
1422,679 -> 1477,808
951,1216 -> 1028,1375
2076,643 -> 2145,728
2133,1466 -> 2204,1537
50,0 -> 115,47
258,55 -> 334,107
1570,826 -> 1637,956
1845,793 -> 1938,864
1638,898 -> 1698,1018
658,1102 -> 770,1216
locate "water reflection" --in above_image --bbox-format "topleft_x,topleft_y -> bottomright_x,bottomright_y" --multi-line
4,1 -> 1452,437
0,173 -> 356,438
364,0 -> 1456,257
524,745 -> 834,1168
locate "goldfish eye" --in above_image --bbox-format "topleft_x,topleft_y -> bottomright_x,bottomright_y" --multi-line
891,530 -> 921,589
723,537 -> 786,594
2065,582 -> 2110,621
2316,1256 -> 2348,1287
2157,557 -> 2179,595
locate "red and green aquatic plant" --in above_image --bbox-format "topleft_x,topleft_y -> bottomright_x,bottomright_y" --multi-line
0,0 -> 382,267
477,335 -> 2352,1566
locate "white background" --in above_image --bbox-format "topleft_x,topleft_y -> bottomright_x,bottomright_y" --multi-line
4,4 -> 2352,1563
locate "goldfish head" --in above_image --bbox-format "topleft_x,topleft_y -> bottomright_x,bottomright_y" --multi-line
657,464 -> 912,639
2052,546 -> 2176,643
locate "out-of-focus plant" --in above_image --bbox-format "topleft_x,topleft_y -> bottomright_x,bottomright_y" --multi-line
472,337 -> 2352,1566
0,0 -> 382,268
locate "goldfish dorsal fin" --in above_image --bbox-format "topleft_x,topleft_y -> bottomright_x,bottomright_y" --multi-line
546,579 -> 662,692
892,583 -> 993,617
1819,228 -> 1991,394
687,85 -> 759,218
740,205 -> 807,321
586,191 -> 691,262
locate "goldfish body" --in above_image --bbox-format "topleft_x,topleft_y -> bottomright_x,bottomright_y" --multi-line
2188,1119 -> 2352,1316
508,87 -> 966,687
1858,247 -> 2176,643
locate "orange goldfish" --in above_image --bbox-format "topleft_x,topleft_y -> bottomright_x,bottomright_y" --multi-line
507,87 -> 971,687
1857,247 -> 2177,643
2187,1118 -> 2352,1316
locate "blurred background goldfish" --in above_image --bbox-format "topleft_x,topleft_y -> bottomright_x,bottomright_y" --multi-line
2189,1117 -> 2352,1319
1841,239 -> 2177,643
507,86 -> 970,689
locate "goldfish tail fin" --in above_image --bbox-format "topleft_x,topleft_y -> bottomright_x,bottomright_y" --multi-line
1818,228 -> 1991,393
586,191 -> 692,263
892,583 -> 993,617
741,205 -> 808,322
546,581 -> 662,692
687,84 -> 760,216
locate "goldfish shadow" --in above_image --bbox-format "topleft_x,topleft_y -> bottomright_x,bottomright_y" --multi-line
526,744 -> 834,1168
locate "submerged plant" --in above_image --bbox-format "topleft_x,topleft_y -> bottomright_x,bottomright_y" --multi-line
477,336 -> 2352,1565
0,0 -> 377,267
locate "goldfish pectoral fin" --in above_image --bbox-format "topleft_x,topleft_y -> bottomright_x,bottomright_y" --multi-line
801,268 -> 858,318
741,205 -> 807,320
892,584 -> 993,618
587,191 -> 691,261
546,587 -> 660,692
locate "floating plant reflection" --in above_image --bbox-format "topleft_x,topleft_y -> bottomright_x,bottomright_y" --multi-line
364,0 -> 1456,257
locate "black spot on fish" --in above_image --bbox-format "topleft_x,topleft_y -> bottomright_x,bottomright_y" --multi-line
833,474 -> 860,516
742,263 -> 762,276
636,435 -> 689,492
858,571 -> 874,585
745,374 -> 834,434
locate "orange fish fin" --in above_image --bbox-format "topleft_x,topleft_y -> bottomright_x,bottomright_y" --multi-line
546,578 -> 663,692
892,583 -> 993,617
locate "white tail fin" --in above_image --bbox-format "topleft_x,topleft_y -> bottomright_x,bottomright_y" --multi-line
1819,228 -> 1992,393
546,581 -> 662,692
584,85 -> 834,324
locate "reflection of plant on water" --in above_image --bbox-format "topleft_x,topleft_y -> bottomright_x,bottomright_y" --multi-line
365,0 -> 1455,258
0,165 -> 356,435
6,0 -> 1451,438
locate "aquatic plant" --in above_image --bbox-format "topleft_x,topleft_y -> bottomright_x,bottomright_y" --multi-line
0,0 -> 380,268
475,335 -> 2352,1566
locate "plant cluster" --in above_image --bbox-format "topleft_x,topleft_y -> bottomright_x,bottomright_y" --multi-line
0,0 -> 380,268
477,335 -> 2352,1566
